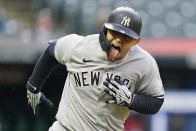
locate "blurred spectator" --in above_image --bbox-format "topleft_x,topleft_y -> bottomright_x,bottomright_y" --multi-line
4,19 -> 21,37
33,8 -> 54,44
92,8 -> 111,33
0,9 -> 6,34
0,9 -> 22,37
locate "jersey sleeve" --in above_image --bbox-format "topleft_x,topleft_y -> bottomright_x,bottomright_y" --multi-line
136,57 -> 165,99
54,34 -> 84,65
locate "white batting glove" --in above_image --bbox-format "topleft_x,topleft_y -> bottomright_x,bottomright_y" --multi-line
26,81 -> 54,115
27,90 -> 41,115
103,78 -> 133,107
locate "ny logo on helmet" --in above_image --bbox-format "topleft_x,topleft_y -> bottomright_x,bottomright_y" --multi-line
121,16 -> 131,27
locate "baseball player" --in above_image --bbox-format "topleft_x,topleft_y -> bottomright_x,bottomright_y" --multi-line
26,6 -> 164,131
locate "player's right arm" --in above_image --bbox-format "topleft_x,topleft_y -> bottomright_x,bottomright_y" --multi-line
26,39 -> 60,115
26,34 -> 83,115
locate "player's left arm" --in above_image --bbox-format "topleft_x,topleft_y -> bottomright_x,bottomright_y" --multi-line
103,78 -> 164,114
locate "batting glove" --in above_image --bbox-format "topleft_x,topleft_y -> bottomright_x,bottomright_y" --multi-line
26,81 -> 54,115
103,78 -> 133,108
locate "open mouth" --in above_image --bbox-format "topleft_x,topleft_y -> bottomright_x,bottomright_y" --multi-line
108,44 -> 121,61
111,44 -> 121,52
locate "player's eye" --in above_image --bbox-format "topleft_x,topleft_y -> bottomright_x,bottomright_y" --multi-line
108,29 -> 134,44
123,36 -> 133,42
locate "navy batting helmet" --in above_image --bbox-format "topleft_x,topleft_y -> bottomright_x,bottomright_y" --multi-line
104,6 -> 142,39
99,6 -> 142,51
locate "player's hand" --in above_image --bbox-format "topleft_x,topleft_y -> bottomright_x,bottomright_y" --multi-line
27,90 -> 41,115
26,81 -> 54,115
103,77 -> 133,108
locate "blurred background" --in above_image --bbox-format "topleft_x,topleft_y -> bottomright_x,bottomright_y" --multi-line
0,0 -> 196,131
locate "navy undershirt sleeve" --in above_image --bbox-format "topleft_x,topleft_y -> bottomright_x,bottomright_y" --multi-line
129,94 -> 164,114
27,40 -> 60,93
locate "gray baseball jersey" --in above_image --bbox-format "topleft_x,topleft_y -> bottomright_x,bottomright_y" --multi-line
52,34 -> 164,131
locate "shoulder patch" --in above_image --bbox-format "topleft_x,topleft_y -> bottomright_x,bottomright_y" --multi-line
48,39 -> 57,57
48,39 -> 57,45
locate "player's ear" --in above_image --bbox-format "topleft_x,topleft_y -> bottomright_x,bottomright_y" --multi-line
136,37 -> 140,44
133,37 -> 140,45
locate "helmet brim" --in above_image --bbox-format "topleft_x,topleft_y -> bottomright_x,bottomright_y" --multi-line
104,23 -> 139,39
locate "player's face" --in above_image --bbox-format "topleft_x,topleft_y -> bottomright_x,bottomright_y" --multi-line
106,29 -> 140,61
